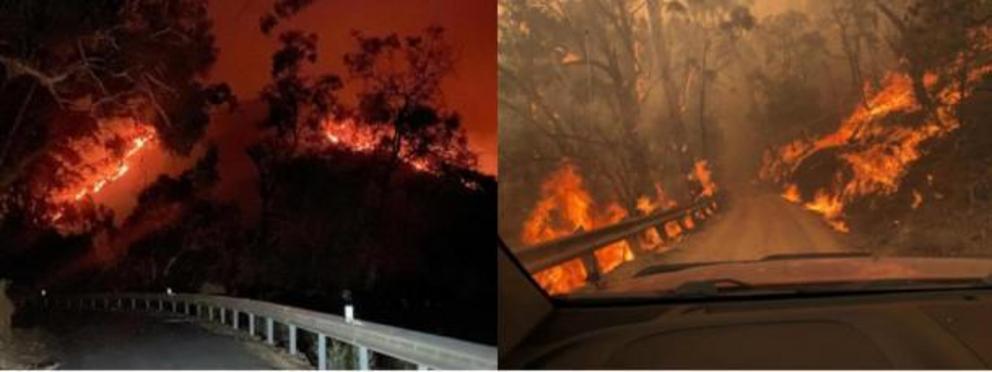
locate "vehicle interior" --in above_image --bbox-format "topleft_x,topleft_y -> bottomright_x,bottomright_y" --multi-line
499,242 -> 992,369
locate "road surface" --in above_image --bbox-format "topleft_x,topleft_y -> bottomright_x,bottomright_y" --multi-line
603,187 -> 853,283
37,311 -> 279,369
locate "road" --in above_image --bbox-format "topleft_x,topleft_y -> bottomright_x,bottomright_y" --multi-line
603,187 -> 853,283
37,311 -> 279,369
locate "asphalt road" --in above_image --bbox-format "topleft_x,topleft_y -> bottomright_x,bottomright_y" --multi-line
603,188 -> 852,283
38,311 -> 277,369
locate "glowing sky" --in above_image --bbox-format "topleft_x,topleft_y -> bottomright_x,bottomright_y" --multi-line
91,0 -> 496,221
207,0 -> 497,174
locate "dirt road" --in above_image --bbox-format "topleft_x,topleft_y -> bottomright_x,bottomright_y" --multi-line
603,187 -> 853,283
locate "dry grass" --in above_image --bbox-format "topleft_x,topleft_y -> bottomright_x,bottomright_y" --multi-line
0,329 -> 58,370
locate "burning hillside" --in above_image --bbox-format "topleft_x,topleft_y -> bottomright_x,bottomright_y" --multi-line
761,43 -> 992,233
27,119 -> 158,229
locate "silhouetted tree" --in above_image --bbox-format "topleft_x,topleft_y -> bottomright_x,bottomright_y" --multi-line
344,26 -> 477,172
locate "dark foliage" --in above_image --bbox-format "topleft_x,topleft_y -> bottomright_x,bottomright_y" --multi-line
0,0 -> 234,225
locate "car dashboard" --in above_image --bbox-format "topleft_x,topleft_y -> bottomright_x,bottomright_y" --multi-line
499,247 -> 992,369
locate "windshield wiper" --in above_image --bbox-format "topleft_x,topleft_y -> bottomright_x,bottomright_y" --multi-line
819,274 -> 992,292
666,278 -> 802,298
637,252 -> 875,278
760,252 -> 872,261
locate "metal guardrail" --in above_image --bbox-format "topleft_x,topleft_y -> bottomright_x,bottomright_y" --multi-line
37,292 -> 496,370
514,196 -> 720,282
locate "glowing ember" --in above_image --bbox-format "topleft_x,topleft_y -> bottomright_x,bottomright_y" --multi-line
664,220 -> 684,239
782,183 -> 801,203
642,227 -> 664,251
911,190 -> 923,209
682,215 -> 695,230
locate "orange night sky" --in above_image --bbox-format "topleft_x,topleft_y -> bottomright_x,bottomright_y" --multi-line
90,0 -> 496,220
208,0 -> 497,174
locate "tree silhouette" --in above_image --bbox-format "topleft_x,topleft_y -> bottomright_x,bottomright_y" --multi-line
344,26 -> 477,172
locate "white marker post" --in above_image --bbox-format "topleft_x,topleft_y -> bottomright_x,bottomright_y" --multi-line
345,304 -> 354,324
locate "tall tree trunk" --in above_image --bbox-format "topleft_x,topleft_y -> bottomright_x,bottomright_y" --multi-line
647,0 -> 693,181
698,38 -> 710,160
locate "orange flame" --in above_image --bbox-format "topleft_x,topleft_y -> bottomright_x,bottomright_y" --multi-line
664,220 -> 683,239
762,48 -> 992,232
692,160 -> 717,198
322,119 -> 381,153
522,160 -> 718,294
682,215 -> 695,230
47,119 -> 157,224
782,183 -> 801,203
803,189 -> 848,232
520,162 -> 634,295
911,190 -> 923,209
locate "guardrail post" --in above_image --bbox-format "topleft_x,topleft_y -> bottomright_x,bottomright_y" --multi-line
317,334 -> 327,370
580,254 -> 601,283
266,318 -> 274,345
220,307 -> 226,324
209,306 -> 214,321
248,313 -> 255,336
626,235 -> 647,255
159,299 -> 164,312
185,302 -> 190,315
288,325 -> 297,355
233,310 -> 239,330
356,345 -> 369,370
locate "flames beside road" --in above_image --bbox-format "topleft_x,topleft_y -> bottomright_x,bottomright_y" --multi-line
761,45 -> 992,232
520,160 -> 717,295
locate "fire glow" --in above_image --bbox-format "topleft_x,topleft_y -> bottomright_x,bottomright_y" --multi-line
320,118 -> 461,176
47,120 -> 157,223
323,119 -> 381,153
520,161 -> 715,295
761,53 -> 992,232
519,162 -> 634,295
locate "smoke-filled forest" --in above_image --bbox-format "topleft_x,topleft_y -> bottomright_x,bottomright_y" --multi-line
498,0 -> 992,295
0,0 -> 495,350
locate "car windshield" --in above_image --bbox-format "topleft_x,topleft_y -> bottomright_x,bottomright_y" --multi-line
497,0 -> 992,298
